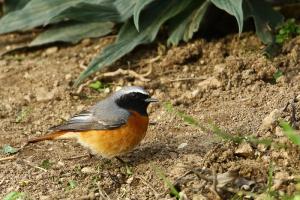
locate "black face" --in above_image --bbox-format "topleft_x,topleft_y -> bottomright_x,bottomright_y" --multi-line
115,92 -> 155,116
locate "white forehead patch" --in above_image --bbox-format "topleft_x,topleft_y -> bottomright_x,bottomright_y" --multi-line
115,86 -> 149,96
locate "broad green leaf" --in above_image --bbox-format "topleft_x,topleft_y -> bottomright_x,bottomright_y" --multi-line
133,0 -> 155,31
243,0 -> 284,44
50,2 -> 120,24
114,0 -> 136,22
0,0 -> 82,34
211,0 -> 244,34
75,0 -> 192,85
0,0 -> 111,34
168,0 -> 209,45
3,192 -> 26,200
3,0 -> 30,14
30,22 -> 114,46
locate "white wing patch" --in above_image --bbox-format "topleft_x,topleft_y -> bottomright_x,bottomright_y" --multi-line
70,112 -> 93,122
97,120 -> 110,126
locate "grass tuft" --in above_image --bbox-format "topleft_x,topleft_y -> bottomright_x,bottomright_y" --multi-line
280,120 -> 300,147
152,164 -> 180,199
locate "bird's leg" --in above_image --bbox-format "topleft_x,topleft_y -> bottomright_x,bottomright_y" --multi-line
115,156 -> 133,175
115,156 -> 126,164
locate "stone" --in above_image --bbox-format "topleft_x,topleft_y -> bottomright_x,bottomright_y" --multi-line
178,142 -> 188,149
45,47 -> 58,55
235,143 -> 253,157
261,109 -> 281,131
81,167 -> 96,174
35,87 -> 57,102
198,77 -> 222,91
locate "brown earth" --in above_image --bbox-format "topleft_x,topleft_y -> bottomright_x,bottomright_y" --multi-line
0,32 -> 300,199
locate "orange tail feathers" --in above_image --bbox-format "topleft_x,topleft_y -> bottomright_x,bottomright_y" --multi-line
28,131 -> 67,143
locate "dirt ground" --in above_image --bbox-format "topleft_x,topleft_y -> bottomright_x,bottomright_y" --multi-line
0,32 -> 300,199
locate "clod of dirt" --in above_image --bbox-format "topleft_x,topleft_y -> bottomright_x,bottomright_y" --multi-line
276,76 -> 287,85
178,142 -> 188,149
257,144 -> 267,152
197,77 -> 222,91
192,194 -> 207,200
261,109 -> 281,131
160,41 -> 203,67
65,74 -> 72,80
81,167 -> 96,174
35,87 -> 58,102
81,38 -> 92,46
234,143 -> 253,158
273,171 -> 290,190
0,103 -> 12,118
275,126 -> 284,137
44,47 -> 58,55
213,64 -> 226,77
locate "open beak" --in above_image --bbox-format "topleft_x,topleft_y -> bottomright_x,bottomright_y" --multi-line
145,97 -> 158,103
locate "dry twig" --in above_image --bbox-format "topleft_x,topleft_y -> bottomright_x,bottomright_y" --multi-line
0,155 -> 16,162
76,66 -> 152,94
97,182 -> 111,200
22,159 -> 47,172
165,76 -> 207,83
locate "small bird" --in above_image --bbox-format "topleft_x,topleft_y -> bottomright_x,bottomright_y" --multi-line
28,86 -> 158,158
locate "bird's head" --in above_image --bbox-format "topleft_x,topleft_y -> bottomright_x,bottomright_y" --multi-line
113,86 -> 158,116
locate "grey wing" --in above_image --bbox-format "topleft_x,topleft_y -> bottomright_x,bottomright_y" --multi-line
49,108 -> 128,132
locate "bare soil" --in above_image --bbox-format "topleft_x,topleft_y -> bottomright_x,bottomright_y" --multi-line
0,32 -> 300,199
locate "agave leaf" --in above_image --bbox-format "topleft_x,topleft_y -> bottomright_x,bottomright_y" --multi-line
167,0 -> 209,46
30,21 -> 114,46
114,0 -> 137,22
211,0 -> 244,34
75,0 -> 192,86
50,2 -> 120,24
3,0 -> 30,14
243,0 -> 283,44
133,0 -> 156,31
0,0 -> 110,34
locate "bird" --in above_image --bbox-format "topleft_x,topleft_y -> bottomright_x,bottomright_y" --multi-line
28,86 -> 158,159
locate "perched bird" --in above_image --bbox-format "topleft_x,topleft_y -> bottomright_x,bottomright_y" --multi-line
28,86 -> 158,158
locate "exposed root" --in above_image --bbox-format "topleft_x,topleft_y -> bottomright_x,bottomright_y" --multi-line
76,56 -> 159,94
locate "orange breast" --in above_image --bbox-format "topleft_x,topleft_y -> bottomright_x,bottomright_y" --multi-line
78,112 -> 149,158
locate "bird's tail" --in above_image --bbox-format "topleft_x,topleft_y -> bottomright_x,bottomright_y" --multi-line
28,131 -> 79,143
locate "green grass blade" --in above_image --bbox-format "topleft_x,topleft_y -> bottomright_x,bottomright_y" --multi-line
267,161 -> 274,196
30,21 -> 114,46
152,165 -> 180,199
280,121 -> 300,146
3,192 -> 26,200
